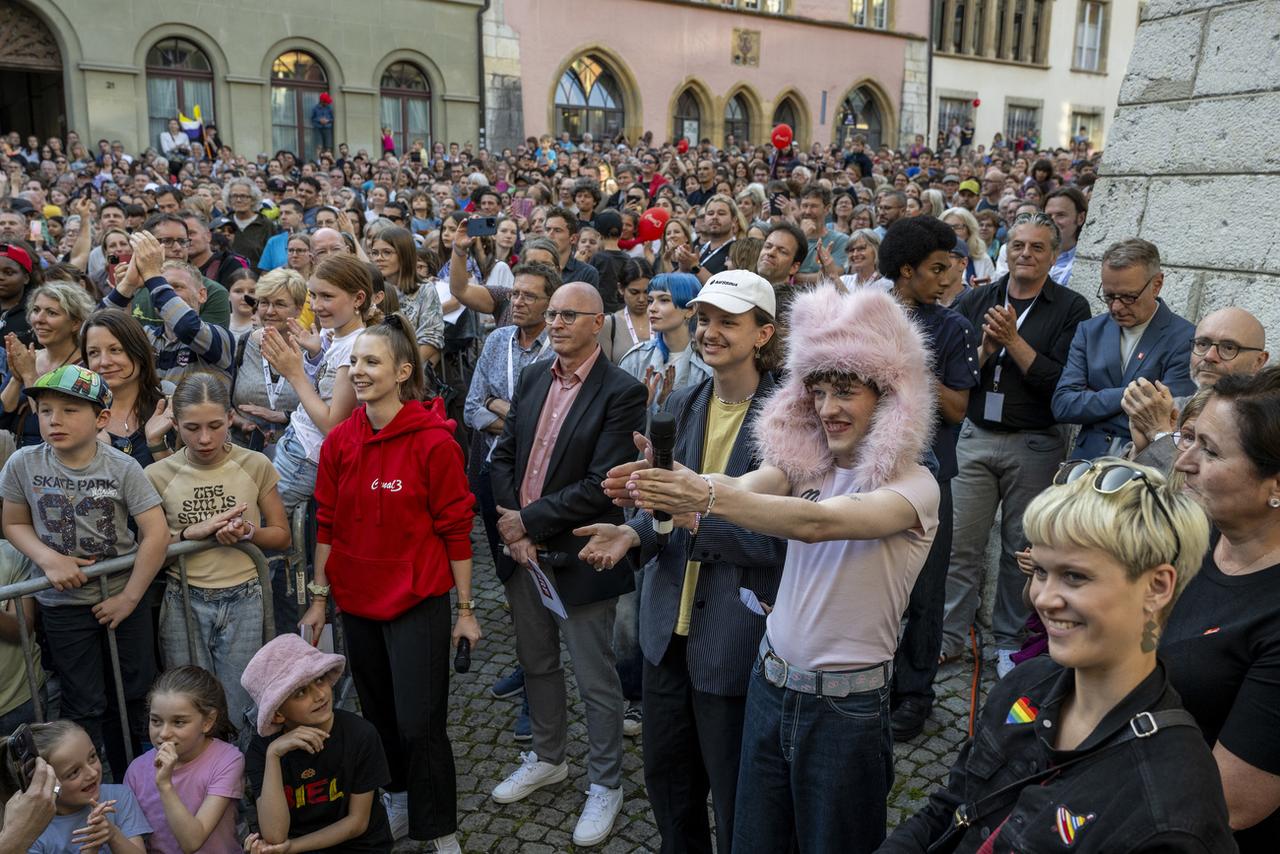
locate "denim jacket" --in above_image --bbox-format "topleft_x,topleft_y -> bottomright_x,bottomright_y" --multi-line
881,656 -> 1237,853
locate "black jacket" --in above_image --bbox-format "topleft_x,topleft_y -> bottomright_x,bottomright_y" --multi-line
490,351 -> 646,606
881,657 -> 1236,853
627,375 -> 786,697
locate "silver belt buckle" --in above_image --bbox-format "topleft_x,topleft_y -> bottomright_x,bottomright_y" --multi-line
763,649 -> 790,688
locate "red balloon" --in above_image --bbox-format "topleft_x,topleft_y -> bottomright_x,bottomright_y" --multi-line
676,138 -> 690,154
771,123 -> 793,150
637,207 -> 671,242
972,98 -> 981,107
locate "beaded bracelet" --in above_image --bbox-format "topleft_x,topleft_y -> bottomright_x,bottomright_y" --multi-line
700,475 -> 717,517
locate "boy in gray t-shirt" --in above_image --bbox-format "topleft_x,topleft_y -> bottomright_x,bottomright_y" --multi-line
0,366 -> 169,773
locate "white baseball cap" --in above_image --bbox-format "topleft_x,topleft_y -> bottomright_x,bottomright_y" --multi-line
688,269 -> 776,318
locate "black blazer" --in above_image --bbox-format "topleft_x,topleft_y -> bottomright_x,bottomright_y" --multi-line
490,351 -> 647,606
628,375 -> 786,697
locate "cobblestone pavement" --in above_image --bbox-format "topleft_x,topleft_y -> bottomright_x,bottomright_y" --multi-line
391,528 -> 998,853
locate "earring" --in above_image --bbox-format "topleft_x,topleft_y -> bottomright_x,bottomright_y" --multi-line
1270,497 -> 1280,509
1141,617 -> 1159,654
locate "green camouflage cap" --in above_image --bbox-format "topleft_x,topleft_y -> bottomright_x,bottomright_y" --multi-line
24,365 -> 113,409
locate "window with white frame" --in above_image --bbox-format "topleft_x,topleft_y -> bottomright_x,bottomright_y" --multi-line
1074,1 -> 1107,71
1005,103 -> 1040,143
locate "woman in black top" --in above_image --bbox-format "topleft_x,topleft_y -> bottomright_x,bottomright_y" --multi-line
883,458 -> 1234,853
80,308 -> 172,467
1163,366 -> 1280,851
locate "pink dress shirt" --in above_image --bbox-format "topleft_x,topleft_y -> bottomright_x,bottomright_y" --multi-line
519,346 -> 603,508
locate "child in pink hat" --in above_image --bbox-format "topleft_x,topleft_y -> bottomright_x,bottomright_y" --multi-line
239,634 -> 393,852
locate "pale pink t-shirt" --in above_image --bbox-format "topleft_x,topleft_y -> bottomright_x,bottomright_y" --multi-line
124,738 -> 245,854
766,463 -> 939,671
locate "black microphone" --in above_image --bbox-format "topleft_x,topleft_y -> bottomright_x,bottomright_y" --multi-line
454,637 -> 471,674
650,412 -> 676,546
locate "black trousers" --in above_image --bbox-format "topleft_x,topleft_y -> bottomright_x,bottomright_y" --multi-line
892,478 -> 954,704
643,633 -> 747,854
343,594 -> 456,840
41,592 -> 155,779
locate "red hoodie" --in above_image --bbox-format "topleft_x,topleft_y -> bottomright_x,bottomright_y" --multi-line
315,399 -> 474,620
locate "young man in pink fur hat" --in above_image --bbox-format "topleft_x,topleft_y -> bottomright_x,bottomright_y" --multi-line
612,282 -> 940,853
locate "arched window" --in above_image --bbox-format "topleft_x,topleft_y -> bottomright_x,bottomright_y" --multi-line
554,55 -> 624,142
271,50 -> 328,159
380,62 -> 431,156
772,98 -> 799,138
838,87 -> 883,149
724,94 -> 750,146
146,38 -> 214,151
673,90 -> 702,145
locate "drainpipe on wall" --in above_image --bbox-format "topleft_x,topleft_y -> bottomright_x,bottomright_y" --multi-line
926,0 -> 935,146
477,0 -> 490,150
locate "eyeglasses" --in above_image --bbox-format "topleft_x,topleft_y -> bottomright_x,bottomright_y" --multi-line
156,237 -> 189,247
510,290 -> 548,304
228,194 -> 253,201
544,309 -> 599,325
1053,459 -> 1181,566
1171,429 -> 1196,451
1097,273 -> 1157,306
368,249 -> 396,259
1191,337 -> 1263,361
286,247 -> 311,255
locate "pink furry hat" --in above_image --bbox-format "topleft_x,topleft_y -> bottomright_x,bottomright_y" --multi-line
754,284 -> 936,491
241,633 -> 346,737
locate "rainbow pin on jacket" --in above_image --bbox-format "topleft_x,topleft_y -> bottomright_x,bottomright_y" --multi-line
1055,805 -> 1096,846
1006,695 -> 1038,724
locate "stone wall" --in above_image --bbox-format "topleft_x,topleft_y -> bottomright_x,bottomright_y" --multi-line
482,0 -> 525,153
1073,0 -> 1280,331
899,40 -> 929,143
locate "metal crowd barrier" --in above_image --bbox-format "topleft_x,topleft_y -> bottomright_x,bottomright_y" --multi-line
0,539 -> 273,766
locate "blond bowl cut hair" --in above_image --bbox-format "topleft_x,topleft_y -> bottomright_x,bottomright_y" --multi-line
1022,457 -> 1211,623
255,268 -> 309,308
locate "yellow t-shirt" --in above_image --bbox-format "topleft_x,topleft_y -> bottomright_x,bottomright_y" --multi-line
146,444 -> 280,588
675,395 -> 751,636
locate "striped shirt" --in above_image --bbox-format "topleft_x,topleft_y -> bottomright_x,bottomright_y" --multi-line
102,277 -> 234,386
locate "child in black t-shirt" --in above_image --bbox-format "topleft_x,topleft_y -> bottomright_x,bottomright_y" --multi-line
240,634 -> 392,853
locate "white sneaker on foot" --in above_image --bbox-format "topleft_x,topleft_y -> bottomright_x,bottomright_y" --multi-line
381,790 -> 409,840
491,751 -> 568,803
996,649 -> 1016,679
430,832 -> 463,853
572,783 -> 623,847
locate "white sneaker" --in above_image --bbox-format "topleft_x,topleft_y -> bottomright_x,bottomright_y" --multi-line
381,790 -> 409,840
996,649 -> 1016,679
491,751 -> 568,804
430,832 -> 463,853
572,783 -> 624,847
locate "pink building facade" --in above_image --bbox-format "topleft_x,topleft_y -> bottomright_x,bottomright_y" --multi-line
483,0 -> 931,152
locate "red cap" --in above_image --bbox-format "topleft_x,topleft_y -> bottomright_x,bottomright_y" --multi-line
319,92 -> 333,105
0,243 -> 33,273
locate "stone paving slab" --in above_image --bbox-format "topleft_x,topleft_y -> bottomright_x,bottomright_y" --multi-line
390,529 -> 998,852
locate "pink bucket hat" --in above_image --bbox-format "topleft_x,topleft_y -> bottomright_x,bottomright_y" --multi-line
240,634 -> 346,737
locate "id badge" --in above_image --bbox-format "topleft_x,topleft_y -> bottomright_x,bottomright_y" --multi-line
984,392 -> 1006,423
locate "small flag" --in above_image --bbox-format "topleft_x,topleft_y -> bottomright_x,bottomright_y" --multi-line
1055,805 -> 1096,846
1005,696 -> 1038,724
179,105 -> 204,143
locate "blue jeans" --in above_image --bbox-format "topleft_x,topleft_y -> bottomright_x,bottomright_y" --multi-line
160,578 -> 264,740
612,568 -> 644,702
273,431 -> 317,515
731,664 -> 894,854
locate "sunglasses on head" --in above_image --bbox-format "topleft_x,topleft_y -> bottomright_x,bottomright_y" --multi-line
1053,459 -> 1181,566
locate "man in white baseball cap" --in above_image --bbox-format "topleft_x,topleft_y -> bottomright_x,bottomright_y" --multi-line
573,265 -> 784,854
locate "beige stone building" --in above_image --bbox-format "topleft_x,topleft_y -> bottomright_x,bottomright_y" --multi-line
0,0 -> 484,158
930,0 -> 1139,150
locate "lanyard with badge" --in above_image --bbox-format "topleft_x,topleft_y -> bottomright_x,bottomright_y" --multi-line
262,354 -> 287,410
984,287 -> 1038,424
490,330 -> 545,461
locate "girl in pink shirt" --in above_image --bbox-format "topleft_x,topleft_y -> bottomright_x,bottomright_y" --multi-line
124,666 -> 245,853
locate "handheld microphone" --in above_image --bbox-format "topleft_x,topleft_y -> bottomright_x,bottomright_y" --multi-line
649,412 -> 677,546
454,637 -> 472,674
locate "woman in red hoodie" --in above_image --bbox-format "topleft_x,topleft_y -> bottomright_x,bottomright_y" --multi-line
301,313 -> 478,854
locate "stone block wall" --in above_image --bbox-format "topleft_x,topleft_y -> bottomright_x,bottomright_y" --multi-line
1073,0 -> 1280,331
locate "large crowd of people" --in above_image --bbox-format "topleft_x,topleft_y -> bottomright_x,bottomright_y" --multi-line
0,116 -> 1274,854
